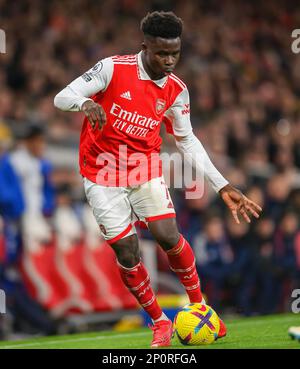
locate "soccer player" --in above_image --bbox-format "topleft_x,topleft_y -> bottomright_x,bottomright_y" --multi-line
54,11 -> 262,347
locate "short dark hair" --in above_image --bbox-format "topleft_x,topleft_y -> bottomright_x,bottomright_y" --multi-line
24,123 -> 45,139
140,11 -> 183,39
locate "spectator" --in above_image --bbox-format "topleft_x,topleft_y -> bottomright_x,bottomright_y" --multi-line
194,213 -> 234,310
0,124 -> 57,336
273,211 -> 300,310
252,216 -> 277,315
225,216 -> 253,315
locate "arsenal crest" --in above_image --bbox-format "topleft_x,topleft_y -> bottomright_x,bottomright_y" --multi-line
156,98 -> 166,114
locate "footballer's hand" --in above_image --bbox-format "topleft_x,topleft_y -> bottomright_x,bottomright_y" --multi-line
219,184 -> 262,224
81,100 -> 106,129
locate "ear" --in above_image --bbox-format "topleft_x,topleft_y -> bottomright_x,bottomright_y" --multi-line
141,41 -> 147,52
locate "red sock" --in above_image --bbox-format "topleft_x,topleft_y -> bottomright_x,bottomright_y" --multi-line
166,234 -> 203,303
118,260 -> 163,321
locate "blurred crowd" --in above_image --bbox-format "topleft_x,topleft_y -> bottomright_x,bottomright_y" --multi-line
1,0 -> 300,336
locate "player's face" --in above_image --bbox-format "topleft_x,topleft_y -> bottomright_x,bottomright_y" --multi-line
26,135 -> 46,158
142,37 -> 181,79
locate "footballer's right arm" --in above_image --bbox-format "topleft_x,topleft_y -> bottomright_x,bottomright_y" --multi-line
54,57 -> 113,128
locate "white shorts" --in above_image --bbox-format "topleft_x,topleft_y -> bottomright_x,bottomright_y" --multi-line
83,176 -> 176,244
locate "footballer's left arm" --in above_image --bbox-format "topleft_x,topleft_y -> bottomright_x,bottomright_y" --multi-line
167,88 -> 262,224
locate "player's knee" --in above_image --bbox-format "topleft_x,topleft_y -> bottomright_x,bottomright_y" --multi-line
110,234 -> 140,268
148,218 -> 180,251
154,232 -> 180,251
117,250 -> 140,268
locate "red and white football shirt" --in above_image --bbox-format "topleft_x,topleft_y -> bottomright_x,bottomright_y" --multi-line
54,51 -> 228,192
78,53 -> 191,186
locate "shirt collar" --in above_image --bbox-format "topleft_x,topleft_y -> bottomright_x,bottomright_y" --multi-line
137,51 -> 168,88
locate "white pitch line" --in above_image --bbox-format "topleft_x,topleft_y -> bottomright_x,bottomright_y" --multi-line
0,331 -> 150,349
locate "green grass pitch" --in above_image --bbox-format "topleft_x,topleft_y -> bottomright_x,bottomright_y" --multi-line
0,313 -> 299,349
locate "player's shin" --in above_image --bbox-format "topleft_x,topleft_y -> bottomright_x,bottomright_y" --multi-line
117,260 -> 163,321
166,234 -> 204,303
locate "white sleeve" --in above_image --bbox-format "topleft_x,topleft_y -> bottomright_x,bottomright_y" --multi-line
175,132 -> 229,192
163,88 -> 193,137
54,57 -> 114,111
165,88 -> 228,192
